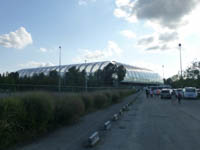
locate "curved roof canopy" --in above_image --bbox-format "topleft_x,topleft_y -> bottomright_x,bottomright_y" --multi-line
17,61 -> 163,84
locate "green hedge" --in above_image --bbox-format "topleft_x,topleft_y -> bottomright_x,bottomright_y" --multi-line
0,89 -> 135,150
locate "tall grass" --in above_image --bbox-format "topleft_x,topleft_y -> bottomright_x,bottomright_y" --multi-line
0,89 -> 135,150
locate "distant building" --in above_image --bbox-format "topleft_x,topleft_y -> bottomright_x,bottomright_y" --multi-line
17,61 -> 163,85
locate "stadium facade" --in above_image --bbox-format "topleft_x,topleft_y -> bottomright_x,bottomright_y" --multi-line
17,61 -> 163,85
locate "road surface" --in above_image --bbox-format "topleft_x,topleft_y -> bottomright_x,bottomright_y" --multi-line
95,93 -> 200,150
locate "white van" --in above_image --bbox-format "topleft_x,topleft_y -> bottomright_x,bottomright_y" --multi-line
183,87 -> 197,99
160,89 -> 172,99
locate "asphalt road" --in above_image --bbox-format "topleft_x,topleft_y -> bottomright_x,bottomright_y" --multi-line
94,93 -> 200,150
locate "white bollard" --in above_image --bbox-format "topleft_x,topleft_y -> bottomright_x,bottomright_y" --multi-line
119,109 -> 123,116
112,114 -> 119,121
104,121 -> 111,130
88,131 -> 100,147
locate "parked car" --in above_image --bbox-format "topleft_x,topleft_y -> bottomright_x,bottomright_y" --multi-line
160,89 -> 172,99
183,87 -> 197,99
197,89 -> 200,97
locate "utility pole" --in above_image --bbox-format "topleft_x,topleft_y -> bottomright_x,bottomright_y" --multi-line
59,46 -> 61,92
162,65 -> 164,80
179,43 -> 183,79
85,60 -> 87,92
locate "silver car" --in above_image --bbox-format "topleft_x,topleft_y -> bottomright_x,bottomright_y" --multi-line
160,89 -> 172,99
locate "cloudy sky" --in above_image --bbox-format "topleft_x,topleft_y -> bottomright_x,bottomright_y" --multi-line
1,0 -> 200,78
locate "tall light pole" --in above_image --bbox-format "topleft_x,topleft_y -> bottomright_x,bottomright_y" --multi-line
162,65 -> 165,80
179,43 -> 183,79
59,46 -> 62,92
85,60 -> 87,92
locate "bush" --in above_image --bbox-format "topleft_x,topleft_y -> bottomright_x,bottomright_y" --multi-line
111,92 -> 121,103
55,94 -> 85,125
93,93 -> 108,109
0,97 -> 25,148
19,92 -> 54,133
0,89 -> 135,149
81,93 -> 94,112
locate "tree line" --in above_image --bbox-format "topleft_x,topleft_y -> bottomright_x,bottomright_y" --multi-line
164,60 -> 200,88
0,63 -> 126,91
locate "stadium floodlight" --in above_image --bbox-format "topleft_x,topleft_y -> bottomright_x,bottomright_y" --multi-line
59,46 -> 61,92
179,43 -> 183,79
85,60 -> 87,92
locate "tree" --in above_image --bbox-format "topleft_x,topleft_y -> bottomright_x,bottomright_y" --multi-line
64,66 -> 85,86
103,63 -> 117,86
116,65 -> 126,83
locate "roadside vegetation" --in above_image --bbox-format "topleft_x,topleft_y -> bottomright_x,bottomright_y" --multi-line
165,60 -> 200,88
0,63 -> 126,92
0,89 -> 135,149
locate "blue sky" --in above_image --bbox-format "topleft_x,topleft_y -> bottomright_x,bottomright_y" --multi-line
1,0 -> 200,78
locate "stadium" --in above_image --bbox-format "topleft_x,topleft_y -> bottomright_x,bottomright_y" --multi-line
17,61 -> 163,85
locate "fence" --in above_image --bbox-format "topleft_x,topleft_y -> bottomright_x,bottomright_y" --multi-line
0,83 -> 134,93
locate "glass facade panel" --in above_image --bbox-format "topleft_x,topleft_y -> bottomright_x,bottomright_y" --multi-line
16,61 -> 163,84
85,64 -> 93,73
79,64 -> 87,72
91,62 -> 101,73
99,62 -> 110,70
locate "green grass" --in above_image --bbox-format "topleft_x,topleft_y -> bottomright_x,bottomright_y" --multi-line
0,89 -> 136,150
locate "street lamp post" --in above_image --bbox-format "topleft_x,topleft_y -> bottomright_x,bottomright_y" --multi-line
162,65 -> 164,80
59,46 -> 61,92
85,60 -> 87,92
179,43 -> 183,79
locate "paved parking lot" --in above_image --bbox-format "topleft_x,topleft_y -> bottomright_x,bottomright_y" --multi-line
94,93 -> 200,150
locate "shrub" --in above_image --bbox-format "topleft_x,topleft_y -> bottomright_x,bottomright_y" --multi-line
111,92 -> 121,103
81,93 -> 94,112
55,94 -> 85,125
0,97 -> 25,148
102,91 -> 112,105
0,89 -> 135,149
93,93 -> 108,109
19,92 -> 54,134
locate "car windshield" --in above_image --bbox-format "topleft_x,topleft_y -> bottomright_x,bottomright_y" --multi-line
162,90 -> 170,93
185,89 -> 195,92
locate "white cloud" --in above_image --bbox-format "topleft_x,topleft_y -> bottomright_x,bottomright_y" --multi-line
114,0 -> 137,23
78,0 -> 96,6
120,30 -> 136,39
40,47 -> 47,52
116,0 -> 131,7
19,61 -> 54,68
114,0 -> 200,29
114,0 -> 200,77
0,27 -> 32,49
75,41 -> 123,62
136,31 -> 179,52
114,8 -> 128,18
138,35 -> 154,45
